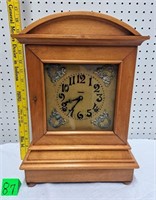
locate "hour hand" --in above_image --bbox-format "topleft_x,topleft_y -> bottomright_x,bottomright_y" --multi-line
69,96 -> 83,103
62,96 -> 83,106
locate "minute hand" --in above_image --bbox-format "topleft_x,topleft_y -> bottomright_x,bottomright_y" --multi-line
68,96 -> 83,117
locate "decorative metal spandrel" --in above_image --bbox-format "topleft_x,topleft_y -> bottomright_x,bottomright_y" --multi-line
45,64 -> 66,83
48,109 -> 66,128
91,111 -> 111,129
94,65 -> 116,87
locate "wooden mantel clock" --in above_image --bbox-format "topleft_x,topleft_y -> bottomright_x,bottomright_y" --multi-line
13,11 -> 149,185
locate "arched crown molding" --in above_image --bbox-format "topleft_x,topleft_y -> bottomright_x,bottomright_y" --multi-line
13,11 -> 149,46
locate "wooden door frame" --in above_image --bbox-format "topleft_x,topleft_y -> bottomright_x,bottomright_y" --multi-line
25,45 -> 137,145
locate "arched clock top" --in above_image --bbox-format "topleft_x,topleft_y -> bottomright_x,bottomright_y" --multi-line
13,11 -> 149,46
20,12 -> 140,36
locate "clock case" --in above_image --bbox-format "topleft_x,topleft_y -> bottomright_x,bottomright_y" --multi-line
13,12 -> 149,185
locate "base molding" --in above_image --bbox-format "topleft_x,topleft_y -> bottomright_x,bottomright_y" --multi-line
21,144 -> 139,184
25,169 -> 134,183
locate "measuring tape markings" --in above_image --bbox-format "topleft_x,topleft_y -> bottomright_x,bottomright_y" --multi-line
7,0 -> 30,159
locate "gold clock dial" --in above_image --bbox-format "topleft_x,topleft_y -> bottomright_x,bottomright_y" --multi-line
44,64 -> 118,131
56,73 -> 105,120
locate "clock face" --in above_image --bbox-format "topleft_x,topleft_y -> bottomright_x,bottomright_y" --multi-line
57,73 -> 105,120
44,64 -> 118,131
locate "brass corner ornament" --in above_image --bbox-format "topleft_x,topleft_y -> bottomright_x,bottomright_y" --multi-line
46,64 -> 66,83
94,65 -> 116,87
48,109 -> 66,128
91,111 -> 111,129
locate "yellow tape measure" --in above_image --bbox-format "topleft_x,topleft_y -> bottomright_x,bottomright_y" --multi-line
7,0 -> 30,159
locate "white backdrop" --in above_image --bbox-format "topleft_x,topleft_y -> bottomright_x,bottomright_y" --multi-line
0,0 -> 156,143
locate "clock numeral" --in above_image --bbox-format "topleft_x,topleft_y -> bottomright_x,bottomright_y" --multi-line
86,109 -> 92,117
58,93 -> 65,101
96,94 -> 103,102
77,74 -> 85,84
62,84 -> 69,92
68,109 -> 74,117
61,102 -> 67,111
69,76 -> 75,85
93,103 -> 99,112
77,111 -> 84,120
68,74 -> 86,86
94,84 -> 100,92
89,77 -> 92,86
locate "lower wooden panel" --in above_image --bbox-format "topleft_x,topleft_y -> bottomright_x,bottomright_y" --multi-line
21,144 -> 138,184
25,169 -> 133,183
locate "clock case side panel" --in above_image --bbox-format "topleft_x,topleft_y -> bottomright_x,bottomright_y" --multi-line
114,48 -> 138,142
25,46 -> 46,143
